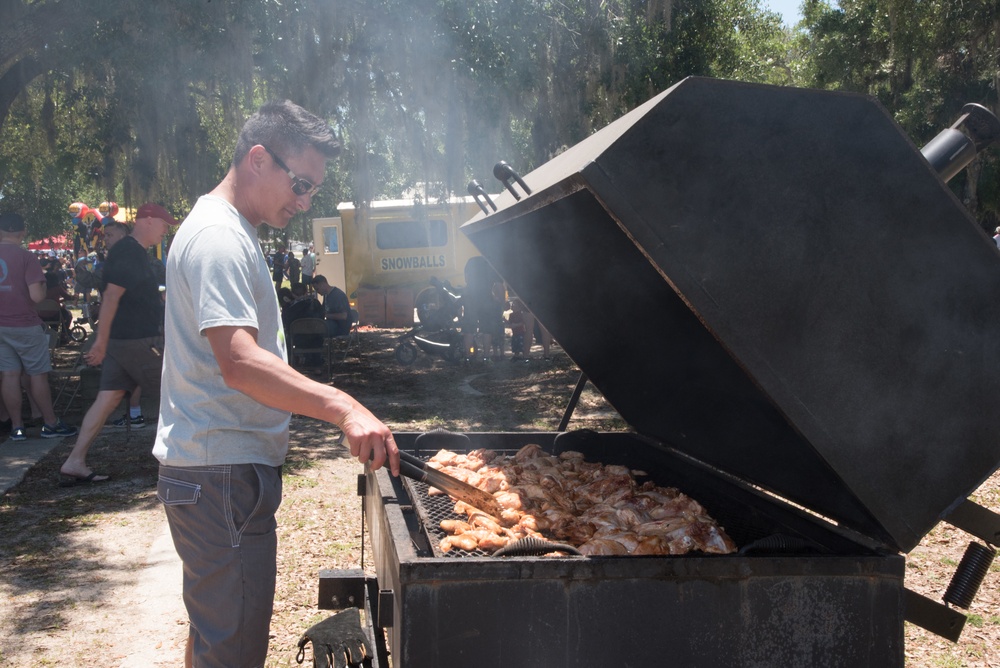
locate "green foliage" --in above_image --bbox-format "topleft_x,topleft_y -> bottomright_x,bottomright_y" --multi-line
799,0 -> 1000,229
4,0 -> 994,234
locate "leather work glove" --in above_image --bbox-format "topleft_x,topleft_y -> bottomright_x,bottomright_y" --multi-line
296,607 -> 373,668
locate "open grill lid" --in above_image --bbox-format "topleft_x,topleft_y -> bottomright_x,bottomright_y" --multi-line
461,77 -> 1000,553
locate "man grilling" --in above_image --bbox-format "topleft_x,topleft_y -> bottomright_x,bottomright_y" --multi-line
153,100 -> 399,668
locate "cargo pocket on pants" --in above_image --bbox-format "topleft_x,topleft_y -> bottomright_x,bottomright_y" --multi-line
157,476 -> 202,505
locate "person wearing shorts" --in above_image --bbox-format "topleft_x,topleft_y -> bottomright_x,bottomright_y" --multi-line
300,247 -> 315,290
460,256 -> 505,361
0,212 -> 79,442
153,101 -> 399,668
58,203 -> 177,486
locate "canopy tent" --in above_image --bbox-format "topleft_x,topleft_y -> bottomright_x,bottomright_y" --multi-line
27,234 -> 72,251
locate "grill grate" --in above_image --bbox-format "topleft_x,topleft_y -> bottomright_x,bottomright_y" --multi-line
407,478 -> 494,558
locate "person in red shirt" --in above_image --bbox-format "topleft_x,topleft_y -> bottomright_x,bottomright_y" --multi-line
0,213 -> 79,442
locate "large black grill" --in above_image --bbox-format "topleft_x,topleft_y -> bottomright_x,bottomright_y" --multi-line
329,77 -> 1000,668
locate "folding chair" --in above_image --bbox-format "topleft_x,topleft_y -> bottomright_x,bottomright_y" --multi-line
329,309 -> 360,363
51,347 -> 86,416
288,318 -> 331,378
36,299 -> 63,341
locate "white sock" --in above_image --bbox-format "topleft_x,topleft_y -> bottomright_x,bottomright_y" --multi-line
130,406 -> 142,419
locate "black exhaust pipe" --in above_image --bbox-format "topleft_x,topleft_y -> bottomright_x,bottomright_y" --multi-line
920,103 -> 1000,182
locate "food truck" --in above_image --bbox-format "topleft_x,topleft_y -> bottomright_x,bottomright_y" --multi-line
312,196 -> 484,327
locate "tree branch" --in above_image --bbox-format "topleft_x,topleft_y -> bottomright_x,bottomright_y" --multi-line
0,56 -> 46,132
0,0 -> 92,76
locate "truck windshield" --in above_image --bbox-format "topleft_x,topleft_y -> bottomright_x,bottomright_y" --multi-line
376,219 -> 448,250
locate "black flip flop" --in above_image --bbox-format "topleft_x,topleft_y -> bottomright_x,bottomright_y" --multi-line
59,472 -> 110,487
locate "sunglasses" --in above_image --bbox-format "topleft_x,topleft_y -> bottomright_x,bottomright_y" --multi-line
261,145 -> 321,197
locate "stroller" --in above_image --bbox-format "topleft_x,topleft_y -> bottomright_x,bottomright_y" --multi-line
394,277 -> 465,365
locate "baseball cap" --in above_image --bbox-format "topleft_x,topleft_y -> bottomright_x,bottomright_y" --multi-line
136,202 -> 179,225
0,213 -> 26,232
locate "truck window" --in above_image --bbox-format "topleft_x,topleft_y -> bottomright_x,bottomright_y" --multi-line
322,225 -> 339,253
376,219 -> 448,250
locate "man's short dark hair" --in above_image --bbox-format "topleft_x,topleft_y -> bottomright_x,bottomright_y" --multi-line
104,221 -> 129,236
233,100 -> 340,167
311,275 -> 327,285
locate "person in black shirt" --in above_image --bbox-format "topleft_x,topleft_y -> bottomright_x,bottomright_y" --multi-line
282,282 -> 324,366
312,275 -> 352,337
59,203 -> 177,485
272,245 -> 286,294
286,251 -> 301,284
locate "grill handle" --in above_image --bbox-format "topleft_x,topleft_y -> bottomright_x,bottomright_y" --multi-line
493,536 -> 583,557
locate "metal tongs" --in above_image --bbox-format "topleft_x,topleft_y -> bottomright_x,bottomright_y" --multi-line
356,428 -> 504,517
396,450 -> 505,518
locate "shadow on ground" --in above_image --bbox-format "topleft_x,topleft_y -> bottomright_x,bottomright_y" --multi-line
0,327 -> 624,645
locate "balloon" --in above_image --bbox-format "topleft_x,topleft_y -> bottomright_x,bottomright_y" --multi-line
69,202 -> 85,216
98,201 -> 119,216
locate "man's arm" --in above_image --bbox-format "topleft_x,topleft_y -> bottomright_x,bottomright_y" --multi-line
84,283 -> 125,366
28,281 -> 46,303
204,325 -> 400,475
326,291 -> 349,321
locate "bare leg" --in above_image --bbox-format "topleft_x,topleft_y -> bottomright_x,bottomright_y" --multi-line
521,313 -> 535,357
26,373 -> 58,427
1,371 -> 23,429
539,326 -> 553,358
130,385 -> 142,409
0,386 -> 9,421
59,388 -> 125,479
21,372 -> 41,422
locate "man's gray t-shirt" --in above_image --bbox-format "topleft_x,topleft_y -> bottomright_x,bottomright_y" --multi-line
301,251 -> 315,278
153,195 -> 290,467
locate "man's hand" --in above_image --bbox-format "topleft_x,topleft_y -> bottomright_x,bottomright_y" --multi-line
339,404 -> 400,477
84,340 -> 107,366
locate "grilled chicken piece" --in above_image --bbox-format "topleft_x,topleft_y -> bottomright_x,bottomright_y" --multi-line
592,529 -> 641,552
474,531 -> 510,552
575,473 -> 635,505
440,466 -> 482,488
478,470 -> 509,494
579,538 -> 630,556
515,443 -> 545,461
440,533 -> 480,552
499,508 -> 522,527
494,490 -> 525,511
440,519 -> 472,535
517,514 -> 545,532
632,535 -> 670,555
468,511 -> 502,534
429,449 -> 462,467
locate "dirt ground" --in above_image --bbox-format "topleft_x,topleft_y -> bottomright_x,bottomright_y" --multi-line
1,327 -> 998,667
